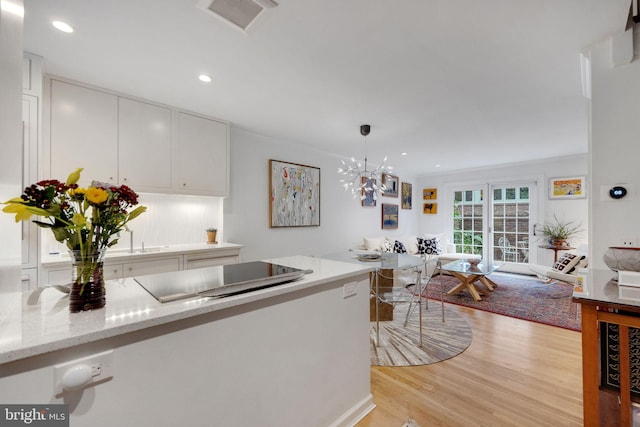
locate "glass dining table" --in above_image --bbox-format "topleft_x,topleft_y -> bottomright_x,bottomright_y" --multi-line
322,251 -> 429,346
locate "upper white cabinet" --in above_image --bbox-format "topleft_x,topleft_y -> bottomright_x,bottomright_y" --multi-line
119,98 -> 172,191
50,79 -> 119,185
46,78 -> 229,196
175,112 -> 229,197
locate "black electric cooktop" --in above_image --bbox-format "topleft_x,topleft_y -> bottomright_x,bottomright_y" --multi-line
135,261 -> 311,303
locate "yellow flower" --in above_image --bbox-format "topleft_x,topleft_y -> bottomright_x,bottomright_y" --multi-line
71,213 -> 86,226
85,187 -> 108,204
2,200 -> 32,222
68,187 -> 86,197
66,168 -> 83,185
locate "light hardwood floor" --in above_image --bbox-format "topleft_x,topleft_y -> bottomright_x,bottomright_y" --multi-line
357,303 -> 583,426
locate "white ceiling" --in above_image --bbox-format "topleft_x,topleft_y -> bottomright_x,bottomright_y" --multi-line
22,0 -> 630,176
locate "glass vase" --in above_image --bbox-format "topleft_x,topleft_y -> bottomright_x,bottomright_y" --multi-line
68,249 -> 107,313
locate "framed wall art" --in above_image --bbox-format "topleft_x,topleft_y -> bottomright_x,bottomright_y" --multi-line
423,202 -> 438,214
549,176 -> 586,200
361,177 -> 376,207
269,159 -> 320,227
401,182 -> 412,209
423,188 -> 437,200
381,204 -> 399,229
382,173 -> 399,197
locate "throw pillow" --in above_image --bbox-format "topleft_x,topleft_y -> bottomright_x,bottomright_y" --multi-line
417,237 -> 442,255
382,239 -> 393,253
393,240 -> 407,254
552,253 -> 585,274
364,236 -> 386,251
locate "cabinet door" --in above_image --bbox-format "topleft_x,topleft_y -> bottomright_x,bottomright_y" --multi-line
123,257 -> 181,278
174,112 -> 229,196
186,256 -> 238,270
118,98 -> 172,191
22,95 -> 38,268
50,80 -> 118,184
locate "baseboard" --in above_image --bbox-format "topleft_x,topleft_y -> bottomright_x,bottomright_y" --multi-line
327,394 -> 376,427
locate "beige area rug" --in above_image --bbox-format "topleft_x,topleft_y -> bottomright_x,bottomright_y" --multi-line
370,302 -> 472,367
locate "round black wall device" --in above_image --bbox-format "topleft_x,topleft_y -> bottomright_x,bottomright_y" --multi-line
609,186 -> 628,199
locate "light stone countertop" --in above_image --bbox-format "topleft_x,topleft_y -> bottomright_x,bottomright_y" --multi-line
0,255 -> 373,365
40,242 -> 244,267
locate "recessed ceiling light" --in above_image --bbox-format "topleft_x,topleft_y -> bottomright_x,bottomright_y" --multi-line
435,164 -> 441,168
52,20 -> 74,33
401,152 -> 407,156
198,74 -> 212,83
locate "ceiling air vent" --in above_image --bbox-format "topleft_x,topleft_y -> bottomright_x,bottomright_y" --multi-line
200,0 -> 276,31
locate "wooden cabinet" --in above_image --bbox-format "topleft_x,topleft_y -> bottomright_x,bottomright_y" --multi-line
575,297 -> 640,426
50,79 -> 118,185
174,112 -> 229,196
118,98 -> 172,191
47,77 -> 229,196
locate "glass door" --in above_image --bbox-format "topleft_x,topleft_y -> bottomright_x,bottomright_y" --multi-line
452,188 -> 485,257
490,183 -> 537,273
449,182 -> 538,274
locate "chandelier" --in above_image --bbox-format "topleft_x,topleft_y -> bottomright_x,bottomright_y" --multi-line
337,124 -> 392,200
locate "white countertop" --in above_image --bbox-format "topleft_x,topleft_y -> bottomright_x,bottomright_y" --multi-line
0,256 -> 372,365
40,242 -> 244,266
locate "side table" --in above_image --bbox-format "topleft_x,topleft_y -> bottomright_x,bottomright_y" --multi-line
538,244 -> 575,263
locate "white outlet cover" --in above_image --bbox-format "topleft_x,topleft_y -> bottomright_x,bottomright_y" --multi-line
54,350 -> 114,394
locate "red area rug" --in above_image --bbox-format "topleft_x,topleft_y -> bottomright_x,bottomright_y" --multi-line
423,272 -> 581,331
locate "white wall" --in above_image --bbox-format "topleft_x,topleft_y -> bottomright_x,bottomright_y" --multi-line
590,25 -> 640,270
417,155 -> 589,266
0,1 -> 24,292
225,126 -> 420,262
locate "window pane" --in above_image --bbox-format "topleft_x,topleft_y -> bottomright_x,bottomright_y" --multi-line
493,188 -> 502,201
519,187 -> 529,200
506,188 -> 516,200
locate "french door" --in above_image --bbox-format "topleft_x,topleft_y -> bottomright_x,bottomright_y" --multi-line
450,181 -> 538,274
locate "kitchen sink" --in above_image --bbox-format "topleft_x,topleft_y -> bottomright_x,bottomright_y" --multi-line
109,246 -> 166,255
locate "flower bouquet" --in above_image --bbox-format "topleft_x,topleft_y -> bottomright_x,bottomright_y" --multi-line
3,168 -> 146,312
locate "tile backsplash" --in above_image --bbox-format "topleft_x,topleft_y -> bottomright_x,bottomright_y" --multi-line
41,193 -> 222,255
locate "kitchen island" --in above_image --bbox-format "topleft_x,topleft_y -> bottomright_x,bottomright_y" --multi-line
0,256 -> 374,426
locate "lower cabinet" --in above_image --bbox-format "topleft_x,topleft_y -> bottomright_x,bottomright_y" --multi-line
184,249 -> 240,270
40,247 -> 242,287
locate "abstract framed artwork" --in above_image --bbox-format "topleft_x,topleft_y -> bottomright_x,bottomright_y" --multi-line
423,202 -> 438,214
423,188 -> 437,200
401,182 -> 412,209
269,159 -> 320,227
361,177 -> 376,207
382,173 -> 399,197
549,176 -> 586,200
381,204 -> 399,229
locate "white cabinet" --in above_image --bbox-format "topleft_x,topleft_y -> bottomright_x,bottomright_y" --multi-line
22,95 -> 38,269
49,79 -> 118,185
122,257 -> 181,277
118,98 -> 172,191
47,78 -> 230,196
175,112 -> 229,197
184,249 -> 240,270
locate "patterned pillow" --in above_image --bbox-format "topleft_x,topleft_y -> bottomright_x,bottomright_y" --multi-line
382,239 -> 393,253
552,253 -> 585,274
417,237 -> 442,255
393,240 -> 407,254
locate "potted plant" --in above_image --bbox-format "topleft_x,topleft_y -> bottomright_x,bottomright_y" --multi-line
540,214 -> 582,247
206,227 -> 217,244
